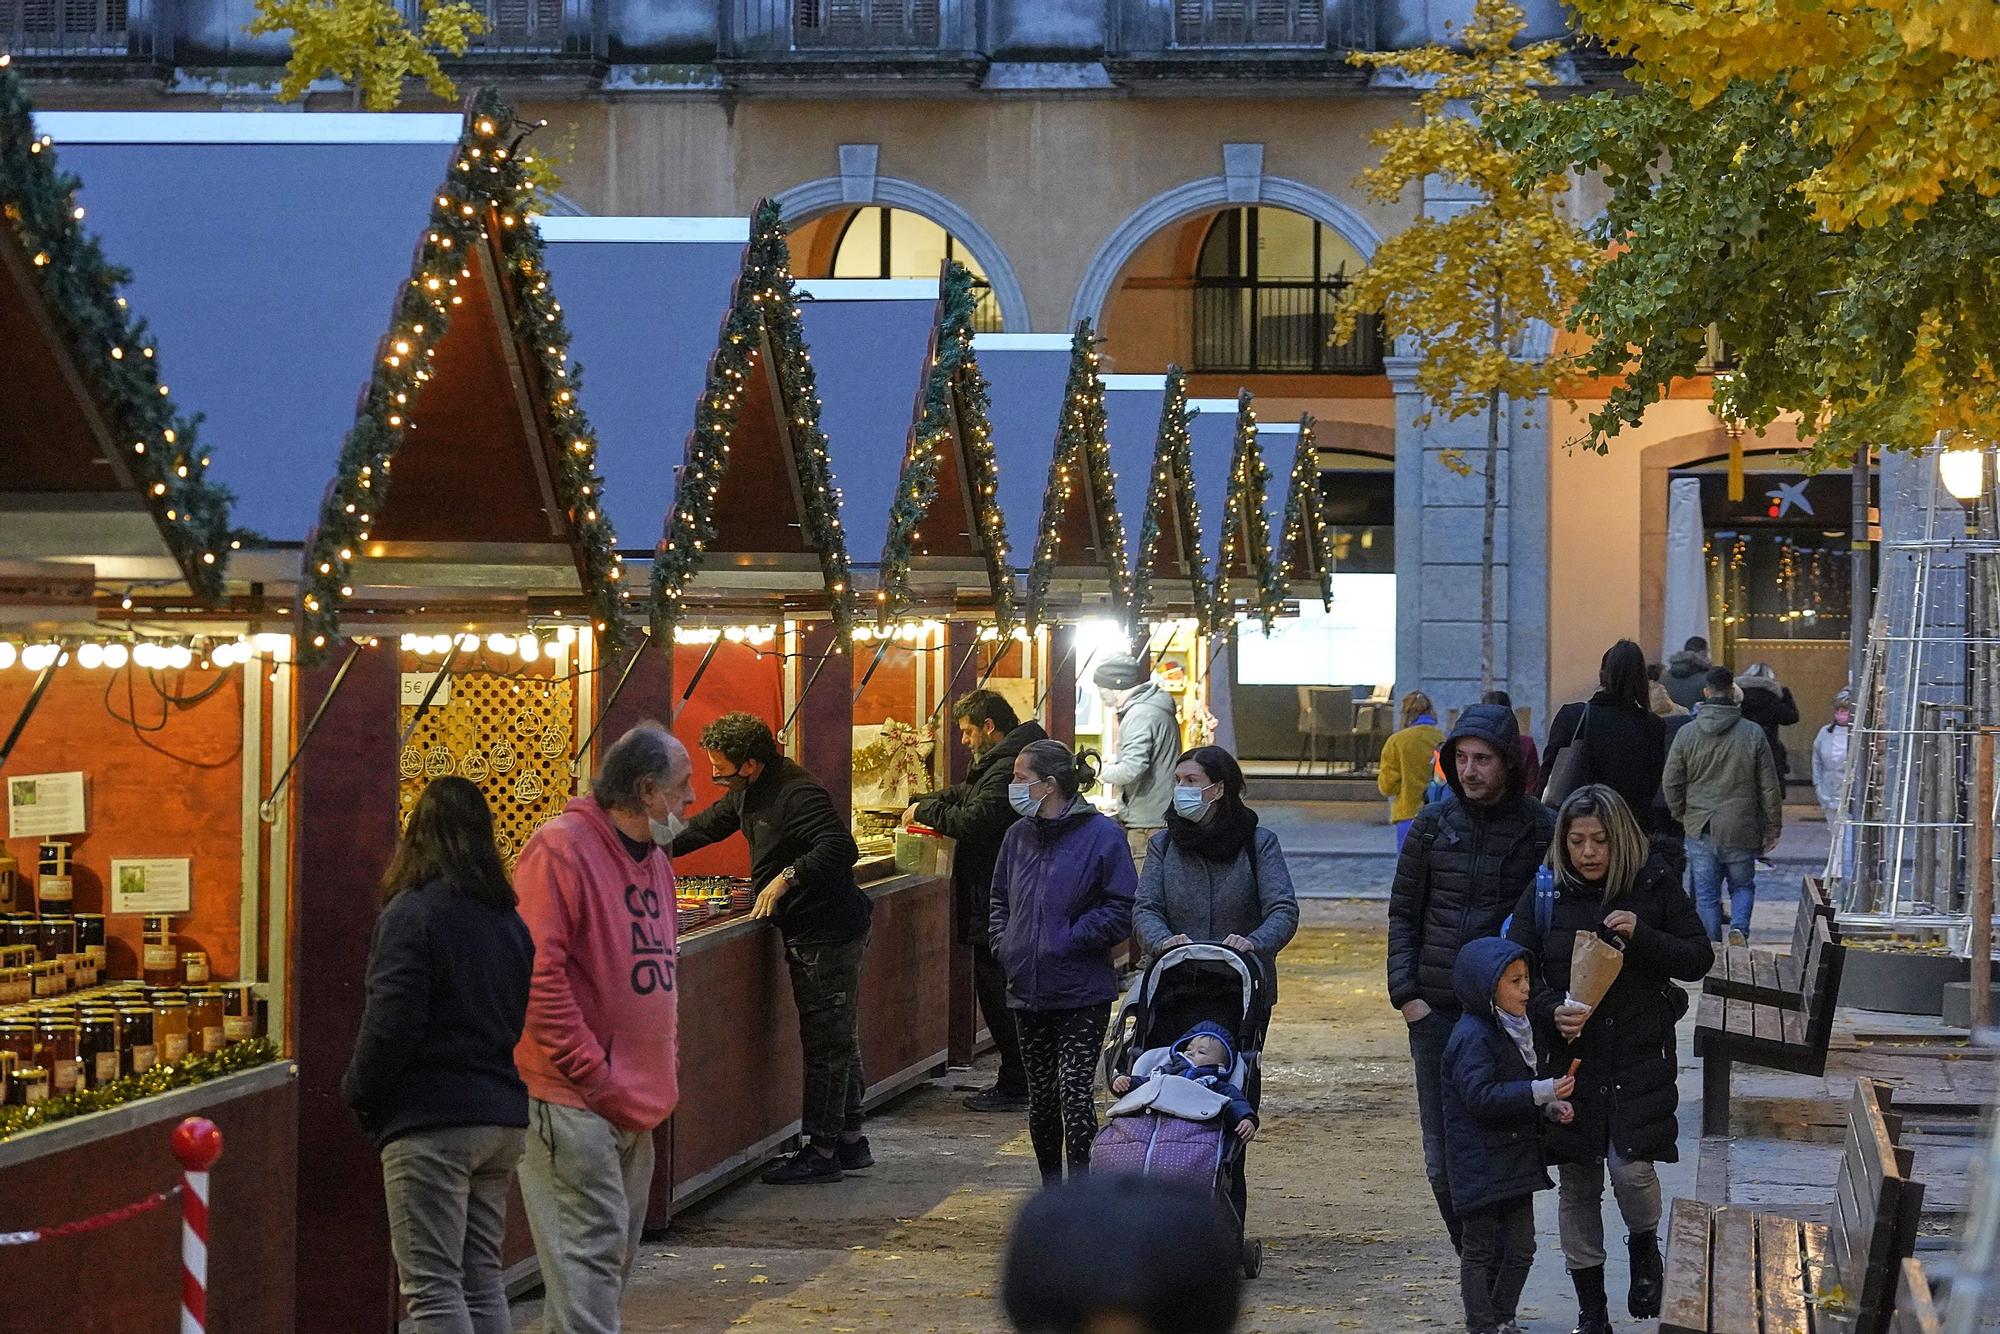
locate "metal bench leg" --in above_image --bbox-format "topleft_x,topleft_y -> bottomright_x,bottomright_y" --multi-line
1702,1053 -> 1731,1136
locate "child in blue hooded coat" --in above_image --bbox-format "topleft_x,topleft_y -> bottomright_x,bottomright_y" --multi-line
1110,1020 -> 1258,1141
1442,936 -> 1575,1334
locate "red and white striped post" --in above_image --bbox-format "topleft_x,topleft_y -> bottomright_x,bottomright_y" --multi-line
170,1116 -> 224,1334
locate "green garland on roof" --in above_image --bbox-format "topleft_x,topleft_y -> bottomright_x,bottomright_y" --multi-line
1025,320 -> 1130,630
653,200 -> 855,642
1279,413 -> 1334,611
1213,391 -> 1285,634
1128,365 -> 1210,638
297,90 -> 627,660
0,56 -> 239,598
0,1037 -> 278,1141
879,262 -> 1015,631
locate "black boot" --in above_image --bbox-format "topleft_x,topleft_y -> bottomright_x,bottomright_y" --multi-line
1569,1266 -> 1611,1334
1627,1230 -> 1664,1318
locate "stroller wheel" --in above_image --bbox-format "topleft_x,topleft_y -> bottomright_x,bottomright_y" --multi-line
1241,1237 -> 1263,1279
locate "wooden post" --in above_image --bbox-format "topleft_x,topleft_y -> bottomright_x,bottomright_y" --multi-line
1972,728 -> 1996,1030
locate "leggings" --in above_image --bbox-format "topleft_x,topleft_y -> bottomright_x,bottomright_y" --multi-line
1016,1004 -> 1109,1184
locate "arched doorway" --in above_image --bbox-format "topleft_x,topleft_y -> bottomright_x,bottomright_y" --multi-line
789,205 -> 1005,332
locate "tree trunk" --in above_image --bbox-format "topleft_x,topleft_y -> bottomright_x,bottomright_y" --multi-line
1482,383 -> 1500,695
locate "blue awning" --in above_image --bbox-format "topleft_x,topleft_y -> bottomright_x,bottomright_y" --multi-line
1187,400 -> 1239,561
1103,379 -> 1167,574
976,339 -> 1072,572
45,117 -> 459,544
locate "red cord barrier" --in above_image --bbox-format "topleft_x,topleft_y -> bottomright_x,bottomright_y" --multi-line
0,1184 -> 182,1246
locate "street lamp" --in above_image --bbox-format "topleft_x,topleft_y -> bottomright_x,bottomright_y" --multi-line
1941,435 -> 1988,504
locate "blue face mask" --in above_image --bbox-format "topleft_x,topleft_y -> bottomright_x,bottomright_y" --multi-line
1172,783 -> 1217,823
1008,779 -> 1044,817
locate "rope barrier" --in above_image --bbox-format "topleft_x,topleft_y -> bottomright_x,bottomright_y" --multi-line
0,1184 -> 182,1245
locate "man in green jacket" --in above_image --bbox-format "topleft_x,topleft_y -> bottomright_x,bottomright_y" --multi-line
1663,666 -> 1783,945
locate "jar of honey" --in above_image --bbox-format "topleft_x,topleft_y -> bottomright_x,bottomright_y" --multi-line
30,960 -> 63,999
77,1013 -> 120,1088
117,1007 -> 156,1075
182,951 -> 209,985
36,841 -> 72,912
33,1019 -> 79,1095
188,990 -> 224,1054
73,914 -> 106,968
0,966 -> 27,1004
35,915 -> 75,963
220,983 -> 262,1043
142,940 -> 180,988
152,995 -> 190,1064
7,1064 -> 48,1106
0,1021 -> 35,1066
0,915 -> 31,951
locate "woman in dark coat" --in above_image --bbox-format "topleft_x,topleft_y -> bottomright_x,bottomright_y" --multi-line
1506,784 -> 1712,1334
1542,640 -> 1668,838
1738,662 -> 1802,784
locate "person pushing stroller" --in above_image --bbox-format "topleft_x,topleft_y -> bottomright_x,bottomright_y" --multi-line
1110,1021 -> 1257,1143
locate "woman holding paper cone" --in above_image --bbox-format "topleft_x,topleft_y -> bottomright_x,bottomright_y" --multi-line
1505,785 -> 1711,1334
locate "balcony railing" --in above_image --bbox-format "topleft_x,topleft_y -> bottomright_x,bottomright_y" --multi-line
971,276 -> 1002,334
1193,276 -> 1384,374
1,0 -> 147,56
1173,0 -> 1321,47
731,0 -> 957,52
404,0 -> 595,55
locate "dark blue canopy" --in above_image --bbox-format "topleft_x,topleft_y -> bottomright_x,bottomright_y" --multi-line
51,120 -> 459,543
1187,400 -> 1238,560
1102,380 -> 1166,575
977,341 -> 1073,573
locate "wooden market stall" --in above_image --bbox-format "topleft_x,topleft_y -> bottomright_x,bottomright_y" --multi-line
0,59 -> 295,1331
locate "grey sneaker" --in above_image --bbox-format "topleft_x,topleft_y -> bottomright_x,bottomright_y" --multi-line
1727,928 -> 1748,947
1496,1322 -> 1524,1334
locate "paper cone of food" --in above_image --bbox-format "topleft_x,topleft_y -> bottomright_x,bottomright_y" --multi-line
1568,933 -> 1626,1010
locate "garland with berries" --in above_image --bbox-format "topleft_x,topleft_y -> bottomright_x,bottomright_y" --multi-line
879,262 -> 1015,630
0,1037 -> 279,1142
296,90 -> 627,660
653,199 -> 855,642
1025,320 -> 1130,629
1128,365 -> 1210,639
1213,391 -> 1285,634
1279,414 -> 1334,610
0,56 -> 239,598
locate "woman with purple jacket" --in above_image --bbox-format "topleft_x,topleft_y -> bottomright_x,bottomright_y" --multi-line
991,738 -> 1138,1189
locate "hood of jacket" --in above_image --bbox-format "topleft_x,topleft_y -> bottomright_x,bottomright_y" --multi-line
1117,680 -> 1178,724
1452,934 -> 1529,1015
1175,1020 -> 1238,1072
1739,676 -> 1781,698
1665,650 -> 1711,680
1027,793 -> 1100,838
1695,699 -> 1746,734
968,719 -> 1047,786
1441,703 -> 1526,803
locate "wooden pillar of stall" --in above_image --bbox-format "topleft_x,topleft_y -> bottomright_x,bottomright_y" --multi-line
943,621 -> 983,1065
292,642 -> 403,1334
794,621 -> 854,813
1048,623 -> 1078,743
596,632 -> 676,763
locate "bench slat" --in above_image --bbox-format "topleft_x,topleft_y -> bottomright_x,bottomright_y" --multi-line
1662,1197 -> 1715,1334
1891,1257 -> 1941,1334
1757,1211 -> 1812,1334
1712,1206 -> 1761,1334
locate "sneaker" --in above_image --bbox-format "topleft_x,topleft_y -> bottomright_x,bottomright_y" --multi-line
1496,1322 -> 1524,1334
760,1147 -> 843,1185
1727,928 -> 1748,947
837,1136 -> 875,1171
963,1085 -> 1031,1113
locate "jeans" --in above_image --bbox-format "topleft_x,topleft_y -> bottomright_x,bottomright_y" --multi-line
1407,1007 -> 1462,1251
1687,835 -> 1757,942
1557,1146 -> 1663,1269
1459,1195 -> 1536,1331
786,932 -> 869,1144
972,937 -> 1027,1093
1017,1003 -> 1109,1183
380,1124 -> 523,1334
518,1098 -> 655,1334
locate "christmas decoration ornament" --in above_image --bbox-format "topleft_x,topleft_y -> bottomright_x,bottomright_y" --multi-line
1213,392 -> 1285,634
1026,320 -> 1130,629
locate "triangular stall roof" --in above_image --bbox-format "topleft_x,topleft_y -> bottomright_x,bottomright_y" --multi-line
652,201 -> 855,639
0,65 -> 242,605
1107,368 -> 1209,632
47,103 -> 462,621
290,95 -> 628,655
1274,414 -> 1334,608
1204,391 -> 1285,633
877,263 -> 1015,627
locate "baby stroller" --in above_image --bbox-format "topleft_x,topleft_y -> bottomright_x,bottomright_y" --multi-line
1094,942 -> 1273,1277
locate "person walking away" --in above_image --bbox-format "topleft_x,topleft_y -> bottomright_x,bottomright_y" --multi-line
1485,690 -> 1540,796
1442,936 -> 1575,1334
1093,655 -> 1181,876
1506,785 -> 1712,1331
1386,702 -> 1557,1250
1737,662 -> 1801,786
342,777 -> 534,1334
903,688 -> 1047,1112
1648,681 -> 1686,721
1541,642 -> 1669,861
672,711 -> 874,1183
1378,691 -> 1446,851
1648,682 -> 1695,881
992,740 -> 1136,1188
514,725 -> 690,1333
1813,689 -> 1855,884
1660,636 -> 1713,710
1664,668 -> 1783,944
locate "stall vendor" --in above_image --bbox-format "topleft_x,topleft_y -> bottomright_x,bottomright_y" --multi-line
670,711 -> 874,1185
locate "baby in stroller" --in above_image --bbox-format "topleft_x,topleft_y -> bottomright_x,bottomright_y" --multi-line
1110,1022 -> 1257,1143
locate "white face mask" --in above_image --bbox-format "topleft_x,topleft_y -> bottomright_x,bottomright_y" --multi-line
649,811 -> 686,845
1172,784 -> 1217,823
1008,780 -> 1044,817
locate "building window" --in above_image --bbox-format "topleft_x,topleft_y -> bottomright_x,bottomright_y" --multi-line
2,0 -> 129,55
831,207 -> 1003,332
793,0 -> 942,48
1193,207 -> 1383,375
1172,0 -> 1323,47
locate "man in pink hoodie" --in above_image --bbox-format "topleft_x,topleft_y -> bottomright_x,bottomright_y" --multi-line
515,722 -> 690,1333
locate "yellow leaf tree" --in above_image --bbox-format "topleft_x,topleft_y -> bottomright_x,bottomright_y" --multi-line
248,0 -> 486,111
1336,0 -> 1599,692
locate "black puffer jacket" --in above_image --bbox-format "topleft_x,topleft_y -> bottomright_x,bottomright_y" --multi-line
1739,678 -> 1801,782
913,721 -> 1048,946
1506,857 -> 1712,1165
1387,704 -> 1557,1014
1542,693 -> 1668,832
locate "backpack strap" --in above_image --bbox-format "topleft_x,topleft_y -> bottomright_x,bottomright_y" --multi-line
1534,865 -> 1557,938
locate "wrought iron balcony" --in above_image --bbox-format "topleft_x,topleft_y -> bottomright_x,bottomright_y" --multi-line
1,0 -> 152,57
731,0 -> 962,53
1172,0 -> 1324,47
1193,275 -> 1384,374
403,0 -> 596,56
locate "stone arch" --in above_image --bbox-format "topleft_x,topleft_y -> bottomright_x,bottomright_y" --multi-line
1069,175 -> 1385,332
770,177 -> 1032,333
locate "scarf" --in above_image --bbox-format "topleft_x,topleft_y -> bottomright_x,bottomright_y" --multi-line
1495,1007 -> 1537,1073
1165,797 -> 1259,862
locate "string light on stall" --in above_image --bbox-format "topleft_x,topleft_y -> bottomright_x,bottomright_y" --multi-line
1026,320 -> 1130,631
1212,392 -> 1285,634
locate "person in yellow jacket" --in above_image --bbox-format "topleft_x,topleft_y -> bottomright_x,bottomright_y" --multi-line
1379,691 -> 1446,849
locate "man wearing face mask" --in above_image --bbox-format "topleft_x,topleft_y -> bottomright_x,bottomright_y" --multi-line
1091,655 -> 1182,876
902,689 -> 1047,1112
669,711 -> 872,1184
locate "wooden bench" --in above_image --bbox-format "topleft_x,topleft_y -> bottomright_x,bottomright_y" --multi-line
1694,912 -> 1846,1135
1662,1080 -> 1924,1334
1888,1259 -> 1940,1334
1705,877 -> 1840,1010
